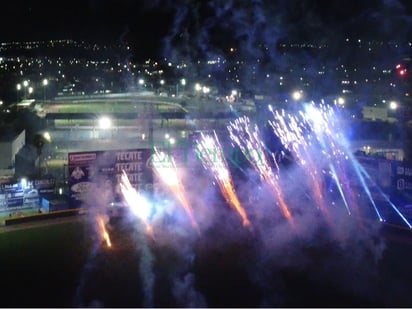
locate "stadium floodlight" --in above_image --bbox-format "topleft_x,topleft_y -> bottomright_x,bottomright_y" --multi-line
43,131 -> 51,142
99,116 -> 112,129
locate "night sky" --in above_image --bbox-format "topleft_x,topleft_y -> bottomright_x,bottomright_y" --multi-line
1,0 -> 412,59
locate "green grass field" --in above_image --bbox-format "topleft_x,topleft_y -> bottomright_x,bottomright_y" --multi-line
0,215 -> 259,307
0,219 -> 90,307
0,215 -> 181,307
0,208 -> 40,221
1,211 -> 412,307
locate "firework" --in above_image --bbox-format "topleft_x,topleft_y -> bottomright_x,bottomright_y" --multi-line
96,214 -> 112,248
152,148 -> 199,231
303,103 -> 383,221
268,107 -> 334,222
228,116 -> 294,224
119,170 -> 154,235
196,131 -> 251,227
268,102 -> 392,226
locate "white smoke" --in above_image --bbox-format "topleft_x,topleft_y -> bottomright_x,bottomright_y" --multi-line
172,273 -> 207,308
134,224 -> 155,308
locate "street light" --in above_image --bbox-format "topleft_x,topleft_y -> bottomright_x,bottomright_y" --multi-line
28,86 -> 34,97
23,80 -> 29,99
337,97 -> 345,106
42,78 -> 48,103
16,83 -> 21,103
389,101 -> 398,110
176,78 -> 187,97
292,90 -> 302,101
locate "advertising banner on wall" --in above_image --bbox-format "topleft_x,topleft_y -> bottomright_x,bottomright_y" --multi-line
0,178 -> 56,209
68,149 -> 153,209
392,161 -> 412,195
354,155 -> 412,204
0,182 -> 23,209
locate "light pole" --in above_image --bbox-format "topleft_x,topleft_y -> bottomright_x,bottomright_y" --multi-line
176,78 -> 187,97
138,78 -> 145,90
28,86 -> 34,98
180,78 -> 186,96
16,83 -> 21,103
23,80 -> 29,99
42,78 -> 48,103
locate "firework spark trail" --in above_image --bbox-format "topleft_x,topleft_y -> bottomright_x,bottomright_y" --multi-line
152,148 -> 199,232
304,106 -> 349,204
73,216 -> 109,306
305,103 -> 386,221
308,103 -> 384,221
196,131 -> 251,227
358,162 -> 412,228
270,103 -> 386,224
328,164 -> 351,215
228,116 -> 294,225
269,103 -> 387,238
118,171 -> 156,306
303,104 -> 359,217
96,214 -> 112,248
269,108 -> 333,221
119,170 -> 154,236
347,156 -> 384,222
330,156 -> 367,224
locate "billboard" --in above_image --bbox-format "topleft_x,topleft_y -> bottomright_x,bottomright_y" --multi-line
354,155 -> 412,204
0,182 -> 24,209
68,149 -> 153,209
0,178 -> 56,209
392,161 -> 412,194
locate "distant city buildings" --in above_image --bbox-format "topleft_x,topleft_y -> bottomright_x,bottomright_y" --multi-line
0,38 -> 411,109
